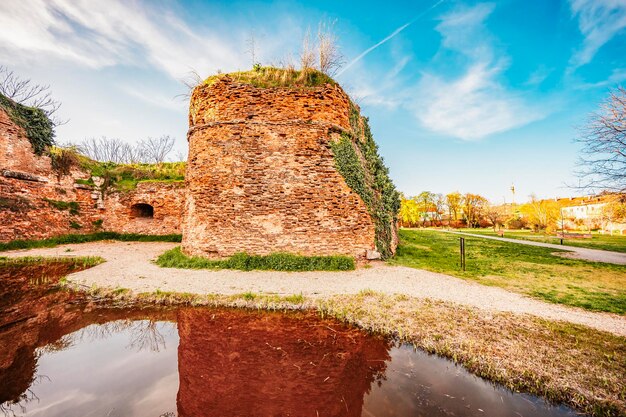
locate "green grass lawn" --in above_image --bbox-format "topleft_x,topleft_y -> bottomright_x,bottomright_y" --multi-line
457,228 -> 626,253
391,229 -> 626,314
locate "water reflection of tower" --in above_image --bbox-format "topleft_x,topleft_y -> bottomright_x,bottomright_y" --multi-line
175,309 -> 391,417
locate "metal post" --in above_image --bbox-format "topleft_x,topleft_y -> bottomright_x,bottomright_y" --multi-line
460,237 -> 466,271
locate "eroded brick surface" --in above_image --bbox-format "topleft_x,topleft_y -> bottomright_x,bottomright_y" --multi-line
182,79 -> 377,258
0,108 -> 183,241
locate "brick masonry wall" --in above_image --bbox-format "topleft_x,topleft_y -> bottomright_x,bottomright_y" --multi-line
0,107 -> 184,241
104,182 -> 185,235
182,78 -> 377,258
190,76 -> 352,129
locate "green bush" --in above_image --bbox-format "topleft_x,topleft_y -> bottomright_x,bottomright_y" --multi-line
69,221 -> 82,229
0,93 -> 54,155
0,232 -> 182,252
156,247 -> 355,271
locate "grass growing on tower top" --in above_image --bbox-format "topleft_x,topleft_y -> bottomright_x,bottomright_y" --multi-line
205,66 -> 337,89
156,246 -> 355,272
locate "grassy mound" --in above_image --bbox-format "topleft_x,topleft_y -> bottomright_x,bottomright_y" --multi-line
47,146 -> 186,191
156,246 -> 355,271
0,232 -> 182,252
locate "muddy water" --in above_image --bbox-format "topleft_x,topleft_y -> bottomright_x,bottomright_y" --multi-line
0,263 -> 580,417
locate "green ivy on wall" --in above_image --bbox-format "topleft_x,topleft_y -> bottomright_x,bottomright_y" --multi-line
0,93 -> 54,155
330,104 -> 400,259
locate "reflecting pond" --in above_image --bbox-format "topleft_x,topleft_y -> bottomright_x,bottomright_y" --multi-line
0,262 -> 580,417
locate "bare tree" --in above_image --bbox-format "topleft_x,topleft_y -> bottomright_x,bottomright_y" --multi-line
485,205 -> 504,231
0,65 -> 67,126
78,137 -> 131,163
575,86 -> 626,192
299,27 -> 316,70
246,32 -> 257,67
178,69 -> 203,101
138,135 -> 175,164
174,150 -> 187,162
77,136 -> 175,164
317,20 -> 344,75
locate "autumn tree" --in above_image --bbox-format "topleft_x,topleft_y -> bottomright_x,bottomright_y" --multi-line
462,193 -> 488,228
446,192 -> 462,222
575,86 -> 626,192
432,193 -> 446,226
520,194 -> 561,232
600,195 -> 626,233
399,197 -> 420,227
417,191 -> 435,226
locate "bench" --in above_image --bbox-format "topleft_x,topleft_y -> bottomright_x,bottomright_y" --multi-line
555,232 -> 592,239
496,230 -> 504,237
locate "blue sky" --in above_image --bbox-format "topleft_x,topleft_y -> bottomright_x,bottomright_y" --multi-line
1,0 -> 625,203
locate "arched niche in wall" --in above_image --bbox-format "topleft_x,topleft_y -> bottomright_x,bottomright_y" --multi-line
130,203 -> 154,219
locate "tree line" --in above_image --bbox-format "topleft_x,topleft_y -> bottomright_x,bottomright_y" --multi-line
399,191 -> 626,233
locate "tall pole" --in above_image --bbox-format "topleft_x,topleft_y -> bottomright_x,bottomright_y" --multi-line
460,237 -> 466,271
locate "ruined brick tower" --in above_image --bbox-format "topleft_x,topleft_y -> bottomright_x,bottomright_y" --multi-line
182,70 -> 398,259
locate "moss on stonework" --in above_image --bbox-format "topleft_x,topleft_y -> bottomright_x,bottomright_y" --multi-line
43,198 -> 80,215
204,66 -> 337,89
0,92 -> 54,155
330,104 -> 400,259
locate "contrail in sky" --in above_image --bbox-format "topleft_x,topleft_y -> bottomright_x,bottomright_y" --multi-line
336,0 -> 446,76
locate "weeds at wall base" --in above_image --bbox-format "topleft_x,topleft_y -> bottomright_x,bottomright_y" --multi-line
156,246 -> 355,272
0,232 -> 182,252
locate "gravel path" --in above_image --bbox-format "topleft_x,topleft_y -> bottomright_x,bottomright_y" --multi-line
444,230 -> 626,265
4,241 -> 625,336
2,242 -> 626,336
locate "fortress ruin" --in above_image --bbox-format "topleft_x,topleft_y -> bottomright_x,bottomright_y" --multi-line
182,69 -> 399,259
1,68 -> 399,260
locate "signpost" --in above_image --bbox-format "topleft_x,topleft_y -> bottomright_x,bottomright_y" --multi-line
459,237 -> 466,271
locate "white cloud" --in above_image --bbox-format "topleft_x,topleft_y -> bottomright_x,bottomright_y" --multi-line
121,85 -> 187,113
569,0 -> 626,69
414,3 -> 545,140
0,0 -> 248,79
347,55 -> 411,109
416,63 -> 543,140
435,2 -> 495,60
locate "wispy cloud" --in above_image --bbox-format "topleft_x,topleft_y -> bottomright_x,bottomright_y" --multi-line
414,2 -> 545,140
416,64 -> 543,139
120,85 -> 187,113
336,0 -> 445,76
568,0 -> 626,70
0,0 -> 249,79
